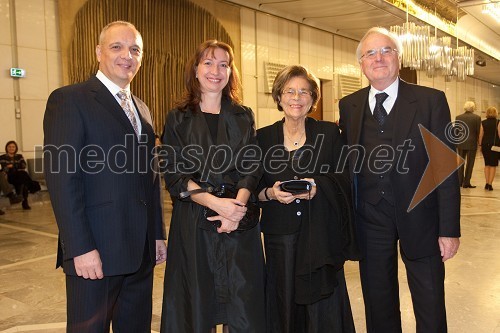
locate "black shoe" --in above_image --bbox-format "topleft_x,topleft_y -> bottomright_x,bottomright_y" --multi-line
22,200 -> 31,210
488,184 -> 493,191
7,192 -> 23,205
485,184 -> 490,190
0,209 -> 4,215
463,184 -> 476,188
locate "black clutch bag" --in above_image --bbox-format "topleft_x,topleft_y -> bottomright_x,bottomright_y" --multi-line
203,185 -> 260,231
279,180 -> 313,194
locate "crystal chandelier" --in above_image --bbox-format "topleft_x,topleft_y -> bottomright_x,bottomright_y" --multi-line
390,24 -> 474,81
389,0 -> 475,81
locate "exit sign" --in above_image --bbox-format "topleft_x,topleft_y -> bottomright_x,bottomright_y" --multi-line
10,68 -> 26,78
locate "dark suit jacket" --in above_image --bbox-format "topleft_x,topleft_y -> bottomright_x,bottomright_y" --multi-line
43,75 -> 165,276
456,111 -> 481,150
339,79 -> 460,259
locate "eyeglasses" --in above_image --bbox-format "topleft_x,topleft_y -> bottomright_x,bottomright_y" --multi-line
281,89 -> 313,98
360,46 -> 398,60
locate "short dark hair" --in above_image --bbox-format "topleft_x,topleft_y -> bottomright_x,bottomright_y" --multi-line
5,140 -> 18,154
271,65 -> 320,113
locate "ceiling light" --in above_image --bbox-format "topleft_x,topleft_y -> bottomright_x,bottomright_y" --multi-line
476,57 -> 486,67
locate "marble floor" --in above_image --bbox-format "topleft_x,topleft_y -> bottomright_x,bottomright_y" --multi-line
0,158 -> 499,333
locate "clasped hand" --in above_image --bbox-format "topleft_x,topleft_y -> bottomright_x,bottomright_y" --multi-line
272,178 -> 317,204
206,197 -> 247,233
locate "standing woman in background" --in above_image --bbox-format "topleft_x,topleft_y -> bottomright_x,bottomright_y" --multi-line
160,40 -> 265,333
479,106 -> 500,190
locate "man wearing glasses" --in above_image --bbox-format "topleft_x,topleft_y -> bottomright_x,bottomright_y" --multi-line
339,27 -> 460,332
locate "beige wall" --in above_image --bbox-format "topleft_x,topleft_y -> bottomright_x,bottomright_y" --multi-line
3,0 -> 499,157
1,0 -> 61,158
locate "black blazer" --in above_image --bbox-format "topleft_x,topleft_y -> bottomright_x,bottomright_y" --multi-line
161,98 -> 262,197
43,76 -> 165,276
339,79 -> 460,259
257,118 -> 345,234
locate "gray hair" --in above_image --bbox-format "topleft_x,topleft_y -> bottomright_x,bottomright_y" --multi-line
98,21 -> 142,45
463,101 -> 476,113
356,27 -> 403,63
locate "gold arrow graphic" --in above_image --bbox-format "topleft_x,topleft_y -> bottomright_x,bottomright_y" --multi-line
408,124 -> 464,212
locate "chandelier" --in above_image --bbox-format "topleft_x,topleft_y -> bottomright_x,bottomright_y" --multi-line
389,0 -> 475,81
390,23 -> 474,81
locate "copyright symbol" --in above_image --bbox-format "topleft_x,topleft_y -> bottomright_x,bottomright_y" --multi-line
446,120 -> 469,145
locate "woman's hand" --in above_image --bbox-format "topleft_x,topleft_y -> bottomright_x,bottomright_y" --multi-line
206,198 -> 245,233
293,178 -> 317,200
270,181 -> 296,204
208,215 -> 240,234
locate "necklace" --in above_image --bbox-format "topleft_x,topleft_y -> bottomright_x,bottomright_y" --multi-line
284,123 -> 305,147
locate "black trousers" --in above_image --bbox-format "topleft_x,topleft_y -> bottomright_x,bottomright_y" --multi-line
7,170 -> 32,198
65,242 -> 153,333
357,199 -> 446,333
457,148 -> 477,186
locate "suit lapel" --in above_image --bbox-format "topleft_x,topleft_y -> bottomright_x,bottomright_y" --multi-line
350,87 -> 370,145
219,99 -> 245,149
89,76 -> 136,134
392,80 -> 418,146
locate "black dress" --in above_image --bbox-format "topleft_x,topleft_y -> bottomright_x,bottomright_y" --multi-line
481,118 -> 500,166
160,100 -> 265,333
257,118 -> 359,333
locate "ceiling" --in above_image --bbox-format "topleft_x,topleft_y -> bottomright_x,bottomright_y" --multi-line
225,0 -> 500,86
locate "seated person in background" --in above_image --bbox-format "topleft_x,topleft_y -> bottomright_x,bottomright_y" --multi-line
0,169 -> 23,215
0,140 -> 38,210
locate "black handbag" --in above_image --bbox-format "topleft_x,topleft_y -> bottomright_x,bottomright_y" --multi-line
179,184 -> 260,231
279,180 -> 313,194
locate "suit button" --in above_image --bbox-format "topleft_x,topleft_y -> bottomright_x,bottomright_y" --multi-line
380,130 -> 384,133
381,190 -> 385,195
296,211 -> 302,216
140,200 -> 147,206
295,199 -> 301,203
293,176 -> 298,180
379,175 -> 384,179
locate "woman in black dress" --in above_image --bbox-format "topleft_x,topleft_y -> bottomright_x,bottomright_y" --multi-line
479,106 -> 500,190
160,40 -> 265,333
257,65 -> 359,332
0,140 -> 36,209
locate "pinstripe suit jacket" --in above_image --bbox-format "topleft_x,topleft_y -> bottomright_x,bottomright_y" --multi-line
43,75 -> 165,276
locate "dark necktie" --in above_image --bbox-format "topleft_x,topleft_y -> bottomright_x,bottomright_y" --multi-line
373,92 -> 389,126
117,90 -> 140,137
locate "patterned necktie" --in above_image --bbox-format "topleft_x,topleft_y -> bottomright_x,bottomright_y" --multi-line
116,90 -> 139,137
373,92 -> 389,126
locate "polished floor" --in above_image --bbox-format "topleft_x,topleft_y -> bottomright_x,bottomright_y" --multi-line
0,157 -> 499,333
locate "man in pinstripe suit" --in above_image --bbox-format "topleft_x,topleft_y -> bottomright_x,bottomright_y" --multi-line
43,21 -> 166,333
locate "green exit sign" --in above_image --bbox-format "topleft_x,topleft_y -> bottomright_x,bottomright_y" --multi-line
10,68 -> 26,78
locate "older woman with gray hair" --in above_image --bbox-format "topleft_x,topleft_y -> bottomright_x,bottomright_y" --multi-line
257,65 -> 359,332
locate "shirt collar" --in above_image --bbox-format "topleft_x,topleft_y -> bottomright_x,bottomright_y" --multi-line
96,70 -> 131,97
369,77 -> 399,101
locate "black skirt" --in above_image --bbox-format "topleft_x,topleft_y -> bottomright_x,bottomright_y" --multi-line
160,200 -> 266,332
482,145 -> 499,166
264,233 -> 356,333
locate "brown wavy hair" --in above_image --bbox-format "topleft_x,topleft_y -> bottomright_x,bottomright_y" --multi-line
175,40 -> 242,111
